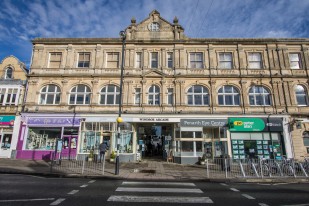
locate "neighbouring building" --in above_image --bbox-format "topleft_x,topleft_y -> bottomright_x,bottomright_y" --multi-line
18,10 -> 309,163
0,56 -> 27,158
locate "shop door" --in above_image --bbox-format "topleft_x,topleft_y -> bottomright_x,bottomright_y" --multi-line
0,134 -> 12,158
62,136 -> 78,158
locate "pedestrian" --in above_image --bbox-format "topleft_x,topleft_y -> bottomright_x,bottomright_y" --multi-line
98,142 -> 108,163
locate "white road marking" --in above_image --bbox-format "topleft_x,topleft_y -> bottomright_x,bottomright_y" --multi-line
108,195 -> 213,203
230,188 -> 240,192
259,203 -> 269,206
88,180 -> 96,183
220,183 -> 228,186
50,198 -> 66,205
0,198 -> 55,203
122,181 -> 195,186
68,190 -> 79,195
281,204 -> 309,206
242,194 -> 255,200
116,187 -> 203,193
80,184 -> 88,188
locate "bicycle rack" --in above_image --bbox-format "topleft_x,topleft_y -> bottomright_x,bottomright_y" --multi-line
239,161 -> 246,177
251,163 -> 259,177
298,163 -> 308,177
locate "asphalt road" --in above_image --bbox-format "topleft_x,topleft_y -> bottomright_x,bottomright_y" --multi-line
0,174 -> 309,206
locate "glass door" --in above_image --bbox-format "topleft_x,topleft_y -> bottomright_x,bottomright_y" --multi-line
62,136 -> 78,158
0,133 -> 12,157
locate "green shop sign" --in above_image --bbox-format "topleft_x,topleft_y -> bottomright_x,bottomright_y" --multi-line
229,118 -> 265,132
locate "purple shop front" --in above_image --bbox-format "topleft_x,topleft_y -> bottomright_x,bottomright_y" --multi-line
16,115 -> 81,160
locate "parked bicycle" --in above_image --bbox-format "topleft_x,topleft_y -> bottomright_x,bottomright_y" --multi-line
280,156 -> 294,176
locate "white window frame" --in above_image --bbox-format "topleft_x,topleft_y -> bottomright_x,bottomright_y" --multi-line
151,52 -> 158,68
187,85 -> 209,106
99,85 -> 120,105
249,86 -> 271,106
148,85 -> 160,105
295,85 -> 309,106
77,52 -> 90,68
136,52 -> 142,68
190,52 -> 203,69
167,52 -> 173,68
248,52 -> 262,69
39,84 -> 61,105
149,22 -> 160,31
167,88 -> 174,105
5,67 -> 13,79
0,86 -> 20,106
289,53 -> 301,69
69,84 -> 91,105
218,85 -> 240,106
218,52 -> 233,69
134,88 -> 141,105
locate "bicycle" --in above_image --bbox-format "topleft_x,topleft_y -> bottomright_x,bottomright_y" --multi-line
280,156 -> 294,176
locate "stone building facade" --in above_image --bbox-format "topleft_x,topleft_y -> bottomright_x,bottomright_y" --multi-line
0,56 -> 27,158
18,10 -> 309,163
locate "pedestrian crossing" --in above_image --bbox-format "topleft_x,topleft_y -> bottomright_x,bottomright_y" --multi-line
107,181 -> 213,204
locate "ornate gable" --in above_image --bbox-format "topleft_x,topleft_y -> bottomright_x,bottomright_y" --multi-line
142,69 -> 167,78
125,10 -> 186,41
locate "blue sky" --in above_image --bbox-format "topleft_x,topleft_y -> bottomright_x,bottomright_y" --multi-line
0,0 -> 308,68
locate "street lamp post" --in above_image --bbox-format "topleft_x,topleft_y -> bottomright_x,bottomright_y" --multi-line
115,30 -> 126,175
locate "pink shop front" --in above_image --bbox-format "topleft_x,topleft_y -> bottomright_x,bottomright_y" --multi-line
16,114 -> 81,160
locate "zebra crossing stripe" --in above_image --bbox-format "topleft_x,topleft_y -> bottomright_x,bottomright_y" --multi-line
116,187 -> 203,193
122,182 -> 196,186
107,195 -> 213,203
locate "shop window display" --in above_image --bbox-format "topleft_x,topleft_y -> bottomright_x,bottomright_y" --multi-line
80,131 -> 100,153
26,128 -> 61,150
112,132 -> 133,153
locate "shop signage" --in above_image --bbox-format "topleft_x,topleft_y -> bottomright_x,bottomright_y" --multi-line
132,117 -> 177,122
229,118 -> 283,132
180,119 -> 227,127
27,117 -> 81,126
0,116 -> 15,125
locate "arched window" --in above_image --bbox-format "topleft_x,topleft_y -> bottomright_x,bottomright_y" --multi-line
249,86 -> 271,106
5,67 -> 13,79
39,84 -> 61,105
303,131 -> 309,151
295,85 -> 309,106
148,85 -> 160,105
218,85 -> 240,106
100,84 -> 119,105
187,85 -> 209,105
69,84 -> 91,105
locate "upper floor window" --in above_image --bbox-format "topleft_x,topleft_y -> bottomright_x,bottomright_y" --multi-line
107,52 -> 119,68
248,53 -> 262,69
78,52 -> 90,68
190,53 -> 203,69
136,52 -> 142,68
0,87 -> 19,106
5,67 -> 13,79
69,84 -> 91,105
49,53 -> 62,68
218,85 -> 240,106
134,88 -> 141,105
167,88 -> 174,105
289,53 -> 301,69
167,52 -> 173,68
151,52 -> 158,68
295,85 -> 308,106
100,85 -> 119,105
187,85 -> 209,105
219,53 -> 232,69
149,22 -> 160,31
148,85 -> 160,105
249,86 -> 271,106
39,84 -> 61,105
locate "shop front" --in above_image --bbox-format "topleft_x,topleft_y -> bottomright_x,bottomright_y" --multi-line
0,115 -> 15,158
16,114 -> 81,160
228,117 -> 285,160
175,119 -> 228,164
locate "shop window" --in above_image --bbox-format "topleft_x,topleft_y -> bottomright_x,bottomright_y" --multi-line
69,84 -> 91,105
80,131 -> 100,153
26,128 -> 61,150
1,134 -> 12,149
113,132 -> 133,153
187,85 -> 209,106
249,85 -> 271,106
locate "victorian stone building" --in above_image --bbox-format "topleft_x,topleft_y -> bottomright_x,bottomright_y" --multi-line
17,10 -> 309,163
0,56 -> 27,158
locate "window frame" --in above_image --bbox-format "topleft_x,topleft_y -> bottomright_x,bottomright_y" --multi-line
0,87 -> 20,106
218,85 -> 240,106
148,85 -> 160,105
187,85 -> 209,106
167,88 -> 174,105
106,52 -> 120,68
218,52 -> 233,69
39,84 -> 61,105
295,85 -> 309,106
99,84 -> 120,105
190,52 -> 203,69
69,84 -> 91,105
249,85 -> 271,106
248,52 -> 263,69
77,52 -> 90,68
136,52 -> 142,68
167,52 -> 173,68
151,52 -> 158,68
49,52 -> 62,68
134,88 -> 141,105
289,53 -> 302,69
5,67 -> 13,79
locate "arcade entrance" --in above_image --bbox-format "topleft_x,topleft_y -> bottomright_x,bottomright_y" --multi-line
136,123 -> 173,161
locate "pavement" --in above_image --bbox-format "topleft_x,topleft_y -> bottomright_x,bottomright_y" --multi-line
0,158 -> 308,183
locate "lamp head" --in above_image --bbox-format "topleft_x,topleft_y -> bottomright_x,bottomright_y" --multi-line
119,30 -> 126,40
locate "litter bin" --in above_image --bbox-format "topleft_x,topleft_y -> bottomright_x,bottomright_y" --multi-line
220,154 -> 230,171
